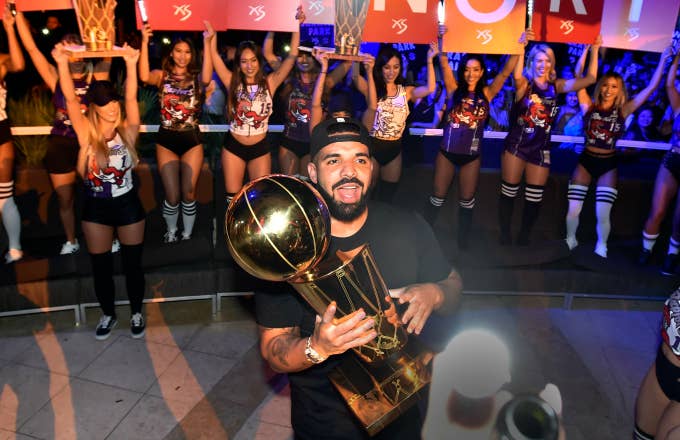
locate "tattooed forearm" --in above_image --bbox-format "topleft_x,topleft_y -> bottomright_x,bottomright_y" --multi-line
269,333 -> 298,368
260,326 -> 303,372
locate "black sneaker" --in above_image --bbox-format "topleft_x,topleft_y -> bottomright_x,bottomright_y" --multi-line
130,313 -> 146,339
95,315 -> 117,340
638,249 -> 652,265
662,254 -> 679,276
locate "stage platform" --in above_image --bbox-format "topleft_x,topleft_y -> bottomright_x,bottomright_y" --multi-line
0,136 -> 676,322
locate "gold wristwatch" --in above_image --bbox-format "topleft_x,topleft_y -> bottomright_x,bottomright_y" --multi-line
305,336 -> 327,364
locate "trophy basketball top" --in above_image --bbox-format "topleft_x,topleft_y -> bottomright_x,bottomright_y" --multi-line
225,174 -> 331,282
313,0 -> 372,61
67,0 -> 130,58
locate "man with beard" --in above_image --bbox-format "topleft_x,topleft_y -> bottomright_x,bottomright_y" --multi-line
254,117 -> 463,439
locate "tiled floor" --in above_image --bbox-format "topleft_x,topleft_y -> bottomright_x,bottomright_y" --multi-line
0,294 -> 667,439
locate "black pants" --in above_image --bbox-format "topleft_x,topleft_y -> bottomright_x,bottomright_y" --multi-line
91,243 -> 145,317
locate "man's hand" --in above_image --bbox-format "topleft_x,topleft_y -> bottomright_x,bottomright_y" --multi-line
397,283 -> 443,335
311,302 -> 377,359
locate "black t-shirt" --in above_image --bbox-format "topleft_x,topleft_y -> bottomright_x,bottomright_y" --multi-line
255,202 -> 452,440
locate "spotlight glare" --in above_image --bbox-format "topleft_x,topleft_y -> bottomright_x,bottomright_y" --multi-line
162,37 -> 171,45
284,45 -> 290,52
42,28 -> 50,36
439,328 -> 511,399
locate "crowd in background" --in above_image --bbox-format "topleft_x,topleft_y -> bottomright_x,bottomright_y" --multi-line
4,13 -> 676,149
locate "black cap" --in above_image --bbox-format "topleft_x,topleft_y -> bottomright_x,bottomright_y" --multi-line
85,80 -> 120,106
298,40 -> 314,53
310,117 -> 371,160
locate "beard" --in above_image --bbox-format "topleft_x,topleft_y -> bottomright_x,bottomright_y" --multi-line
315,177 -> 369,222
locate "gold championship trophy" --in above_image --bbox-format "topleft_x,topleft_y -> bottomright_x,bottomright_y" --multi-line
225,175 -> 432,436
314,0 -> 371,61
67,0 -> 126,57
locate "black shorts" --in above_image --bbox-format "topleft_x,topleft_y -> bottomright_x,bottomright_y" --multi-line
280,137 -> 310,158
44,134 -> 79,174
578,150 -> 618,180
156,126 -> 203,156
371,137 -> 402,166
82,190 -> 146,227
223,132 -> 270,162
0,119 -> 11,145
663,151 -> 680,183
440,149 -> 480,167
656,346 -> 680,402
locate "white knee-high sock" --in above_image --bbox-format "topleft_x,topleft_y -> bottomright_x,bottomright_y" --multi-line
162,200 -> 179,233
0,181 -> 21,251
595,186 -> 618,258
181,200 -> 197,238
565,184 -> 588,250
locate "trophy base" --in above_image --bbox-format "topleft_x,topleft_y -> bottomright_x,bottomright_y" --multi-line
328,343 -> 432,436
313,46 -> 371,61
64,44 -> 130,58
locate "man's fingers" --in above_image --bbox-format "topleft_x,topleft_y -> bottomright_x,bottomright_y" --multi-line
333,309 -> 367,335
344,329 -> 378,351
409,308 -> 430,335
321,301 -> 337,324
323,314 -> 374,351
338,316 -> 375,345
398,289 -> 414,304
400,301 -> 417,326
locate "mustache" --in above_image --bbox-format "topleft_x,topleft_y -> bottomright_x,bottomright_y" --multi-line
332,177 -> 364,191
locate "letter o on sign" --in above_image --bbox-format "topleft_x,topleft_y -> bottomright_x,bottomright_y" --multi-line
455,0 -> 517,24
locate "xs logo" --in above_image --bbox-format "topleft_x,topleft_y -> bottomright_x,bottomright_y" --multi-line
392,18 -> 408,34
625,27 -> 640,41
307,0 -> 325,16
249,5 -> 266,21
560,20 -> 574,35
476,29 -> 493,45
173,4 -> 192,21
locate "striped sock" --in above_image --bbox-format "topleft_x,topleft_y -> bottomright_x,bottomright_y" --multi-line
181,200 -> 197,239
162,200 -> 179,234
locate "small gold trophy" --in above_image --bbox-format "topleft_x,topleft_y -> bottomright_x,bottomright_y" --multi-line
313,0 -> 371,61
67,0 -> 127,58
225,175 -> 432,436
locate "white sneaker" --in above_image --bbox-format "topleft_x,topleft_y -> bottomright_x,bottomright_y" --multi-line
111,239 -> 120,253
164,230 -> 178,243
181,232 -> 191,241
5,248 -> 23,264
60,240 -> 80,255
130,313 -> 146,338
